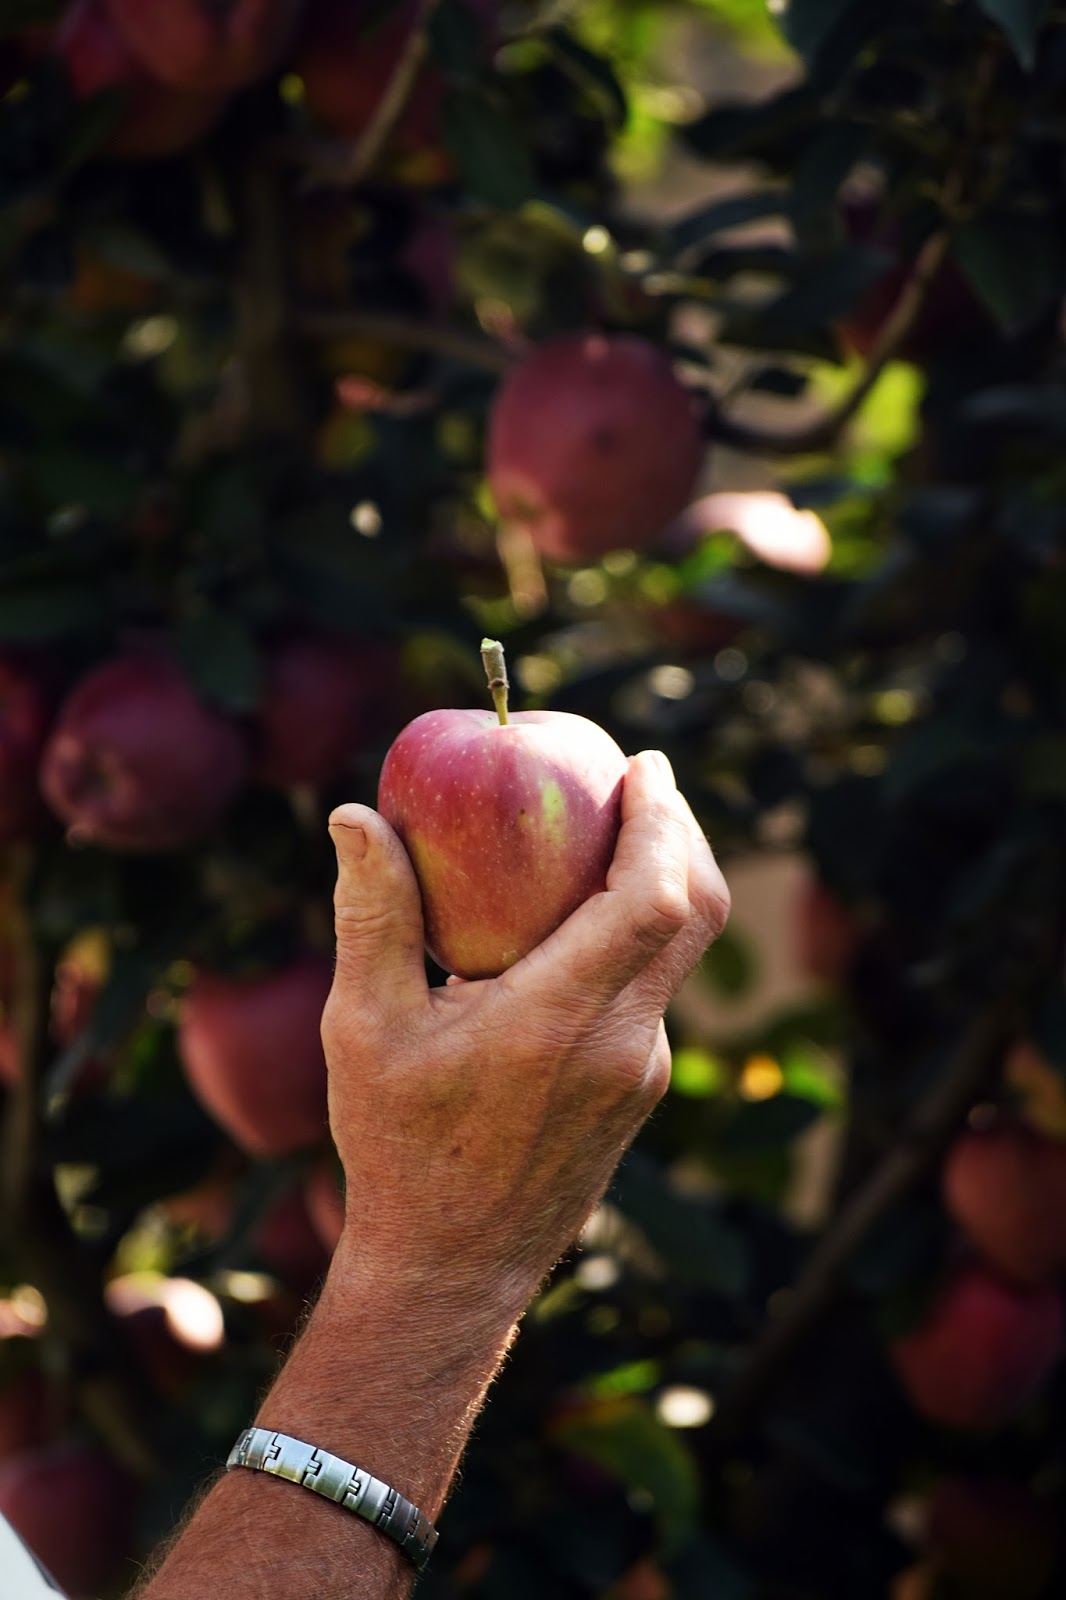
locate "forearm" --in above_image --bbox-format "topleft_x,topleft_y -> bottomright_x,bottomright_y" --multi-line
133,1237 -> 524,1600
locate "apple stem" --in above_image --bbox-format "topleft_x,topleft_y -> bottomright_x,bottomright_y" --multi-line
480,638 -> 510,726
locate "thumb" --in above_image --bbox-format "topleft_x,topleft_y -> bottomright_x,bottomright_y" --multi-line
328,803 -> 428,1018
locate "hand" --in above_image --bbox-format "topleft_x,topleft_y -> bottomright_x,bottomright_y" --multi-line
322,749 -> 729,1323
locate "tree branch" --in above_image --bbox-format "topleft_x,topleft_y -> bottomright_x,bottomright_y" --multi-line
294,306 -> 513,373
711,44 -> 1000,460
706,998 -> 1018,1447
303,0 -> 443,188
0,858 -> 160,1478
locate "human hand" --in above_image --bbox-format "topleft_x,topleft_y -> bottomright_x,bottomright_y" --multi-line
322,749 -> 729,1324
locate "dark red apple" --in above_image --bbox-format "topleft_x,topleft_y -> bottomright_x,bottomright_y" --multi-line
296,0 -> 493,157
890,1265 -> 1063,1430
925,1478 -> 1058,1600
0,1442 -> 135,1598
794,872 -> 859,988
105,1273 -> 224,1395
40,654 -> 247,851
943,1121 -> 1066,1287
838,192 -> 985,363
304,1155 -> 344,1252
255,633 -> 394,789
106,0 -> 301,92
57,0 -> 226,162
256,1184 -> 332,1295
487,334 -> 704,563
0,1371 -> 47,1465
178,956 -> 332,1155
0,655 -> 50,843
378,640 -> 627,979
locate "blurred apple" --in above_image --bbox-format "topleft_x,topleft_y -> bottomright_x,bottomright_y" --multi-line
178,956 -> 332,1155
890,1265 -> 1063,1430
924,1477 -> 1058,1600
57,0 -> 226,161
943,1119 -> 1066,1287
304,1155 -> 344,1252
488,334 -> 704,562
106,0 -> 301,92
106,1272 -> 224,1395
40,654 -> 247,851
255,633 -> 394,788
0,1442 -> 135,1598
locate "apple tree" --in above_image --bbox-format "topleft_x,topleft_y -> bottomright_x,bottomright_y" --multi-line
2,0 -> 1066,1596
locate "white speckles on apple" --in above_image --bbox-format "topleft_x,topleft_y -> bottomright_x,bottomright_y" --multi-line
500,949 -> 518,968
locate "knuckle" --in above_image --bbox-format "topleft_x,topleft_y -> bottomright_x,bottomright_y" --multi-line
633,876 -> 690,946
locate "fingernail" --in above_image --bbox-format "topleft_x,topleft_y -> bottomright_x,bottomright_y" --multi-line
647,750 -> 675,785
330,822 -> 368,861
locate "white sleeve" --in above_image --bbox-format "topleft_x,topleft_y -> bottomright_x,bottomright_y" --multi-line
0,1513 -> 67,1597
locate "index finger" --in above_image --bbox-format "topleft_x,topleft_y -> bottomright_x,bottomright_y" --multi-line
501,750 -> 696,1017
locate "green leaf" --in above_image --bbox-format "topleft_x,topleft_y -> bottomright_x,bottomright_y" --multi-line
441,92 -> 534,209
974,0 -> 1049,66
613,1156 -> 749,1296
551,1396 -> 700,1554
29,445 -> 138,517
0,583 -> 102,641
174,611 -> 263,714
723,1093 -> 822,1155
955,214 -> 1066,331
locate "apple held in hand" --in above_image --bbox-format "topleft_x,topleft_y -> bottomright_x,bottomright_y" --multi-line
378,640 -> 628,980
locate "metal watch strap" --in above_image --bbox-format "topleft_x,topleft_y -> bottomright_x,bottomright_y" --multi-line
226,1426 -> 438,1572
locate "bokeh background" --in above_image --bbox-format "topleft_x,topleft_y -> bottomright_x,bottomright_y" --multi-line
3,1 -> 1066,1595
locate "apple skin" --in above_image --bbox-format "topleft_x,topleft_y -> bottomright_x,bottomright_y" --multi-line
295,0 -> 493,157
0,1442 -> 135,1598
105,0 -> 302,93
40,654 -> 247,851
943,1122 -> 1066,1287
889,1265 -> 1063,1430
57,0 -> 226,162
178,956 -> 332,1156
925,1478 -> 1058,1600
838,193 -> 985,363
378,708 -> 628,980
0,655 -> 51,844
255,633 -> 394,789
487,334 -> 704,563
0,1371 -> 47,1465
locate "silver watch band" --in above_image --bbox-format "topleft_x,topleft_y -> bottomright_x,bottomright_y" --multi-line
226,1426 -> 438,1572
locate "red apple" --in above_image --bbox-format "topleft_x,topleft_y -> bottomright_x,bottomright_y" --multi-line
178,956 -> 332,1155
0,1371 -> 47,1465
0,1442 -> 135,1598
57,0 -> 226,162
0,655 -> 51,843
943,1121 -> 1066,1287
838,192 -> 985,363
106,0 -> 301,92
793,872 -> 859,988
256,1184 -> 332,1294
378,646 -> 628,979
40,654 -> 247,851
487,334 -> 704,563
890,1265 -> 1063,1430
925,1478 -> 1058,1600
304,1155 -> 344,1252
296,0 -> 492,156
106,1273 -> 224,1395
255,633 -> 394,789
